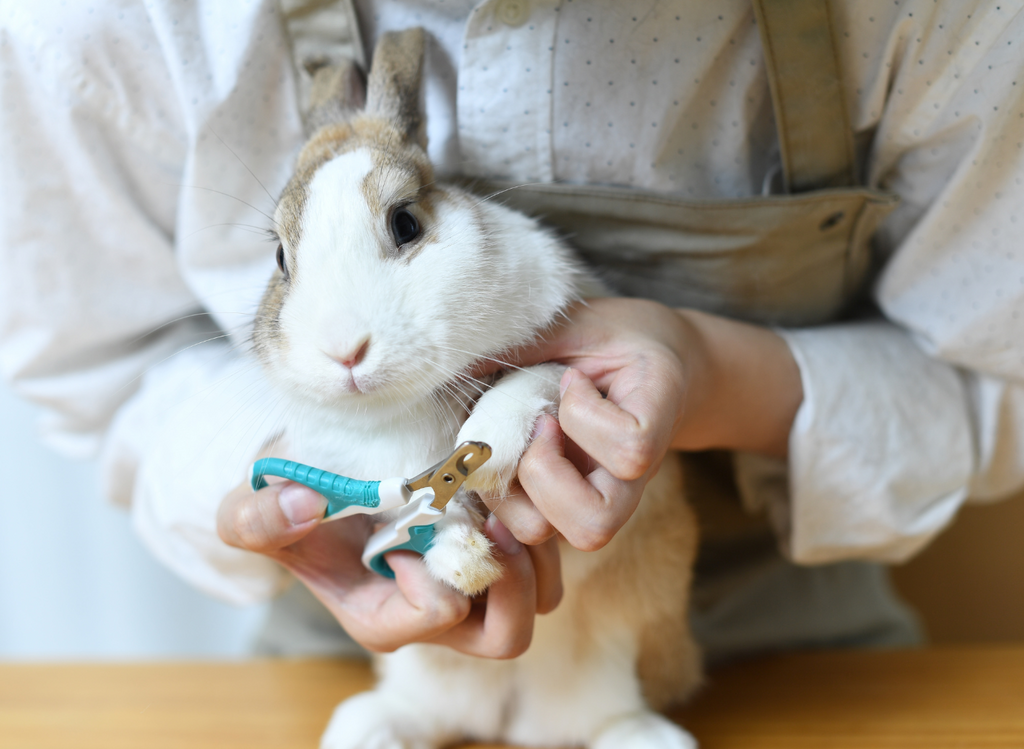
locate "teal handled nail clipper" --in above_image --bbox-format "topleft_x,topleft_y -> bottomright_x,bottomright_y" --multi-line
250,441 -> 492,578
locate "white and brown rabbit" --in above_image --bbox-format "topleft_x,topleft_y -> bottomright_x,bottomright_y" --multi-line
253,27 -> 701,749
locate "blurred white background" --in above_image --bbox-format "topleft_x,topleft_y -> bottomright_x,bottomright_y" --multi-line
0,382 -> 267,660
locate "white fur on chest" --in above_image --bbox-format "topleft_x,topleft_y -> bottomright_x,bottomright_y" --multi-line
282,389 -> 469,481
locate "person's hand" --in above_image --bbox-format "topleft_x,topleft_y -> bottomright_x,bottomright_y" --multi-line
478,297 -> 803,551
217,473 -> 563,657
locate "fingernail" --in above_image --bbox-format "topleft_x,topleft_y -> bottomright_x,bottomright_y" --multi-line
531,414 -> 548,441
559,368 -> 575,399
279,483 -> 327,525
486,514 -> 524,556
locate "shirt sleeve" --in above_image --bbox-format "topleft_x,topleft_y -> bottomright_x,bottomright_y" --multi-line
757,4 -> 1024,564
769,323 -> 971,564
0,3 -> 202,457
0,1 -> 300,603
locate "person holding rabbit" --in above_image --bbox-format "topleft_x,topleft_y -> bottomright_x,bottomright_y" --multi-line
3,0 -> 1023,671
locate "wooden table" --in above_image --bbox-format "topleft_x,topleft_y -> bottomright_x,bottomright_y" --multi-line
2,646 -> 1023,748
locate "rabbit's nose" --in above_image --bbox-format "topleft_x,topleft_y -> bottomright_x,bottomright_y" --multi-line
333,337 -> 370,370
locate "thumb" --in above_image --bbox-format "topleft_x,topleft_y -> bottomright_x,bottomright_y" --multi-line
217,479 -> 328,554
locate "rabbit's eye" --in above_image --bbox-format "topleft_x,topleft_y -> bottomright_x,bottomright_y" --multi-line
276,244 -> 289,278
390,207 -> 420,247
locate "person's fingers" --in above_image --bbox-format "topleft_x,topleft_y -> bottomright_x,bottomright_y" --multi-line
557,367 -> 677,481
429,515 -> 537,659
476,498 -> 561,611
358,551 -> 475,651
479,485 -> 556,545
387,551 -> 474,631
293,547 -> 472,653
525,533 -> 563,614
217,479 -> 327,553
517,414 -> 644,551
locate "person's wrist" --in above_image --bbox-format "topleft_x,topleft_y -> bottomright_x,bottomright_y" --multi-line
668,309 -> 721,452
670,309 -> 801,458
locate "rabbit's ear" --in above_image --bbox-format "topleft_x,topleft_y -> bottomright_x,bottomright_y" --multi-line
364,28 -> 426,149
305,57 -> 366,134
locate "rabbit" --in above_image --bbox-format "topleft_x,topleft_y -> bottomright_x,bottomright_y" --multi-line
252,27 -> 702,749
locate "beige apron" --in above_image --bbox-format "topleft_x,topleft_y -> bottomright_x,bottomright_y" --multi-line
258,0 -> 921,662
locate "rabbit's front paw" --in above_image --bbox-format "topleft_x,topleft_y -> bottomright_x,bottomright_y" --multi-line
457,364 -> 566,496
457,414 -> 530,496
424,520 -> 502,596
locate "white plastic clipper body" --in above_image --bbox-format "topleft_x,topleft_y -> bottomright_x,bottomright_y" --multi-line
361,494 -> 444,578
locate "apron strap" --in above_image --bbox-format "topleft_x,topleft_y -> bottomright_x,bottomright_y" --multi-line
753,0 -> 857,192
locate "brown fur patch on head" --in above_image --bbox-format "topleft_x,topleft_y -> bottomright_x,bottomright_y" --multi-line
355,120 -> 438,260
273,115 -> 436,263
273,120 -> 355,253
253,271 -> 288,365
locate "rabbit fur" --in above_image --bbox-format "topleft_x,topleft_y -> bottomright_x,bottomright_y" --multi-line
253,27 -> 701,749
